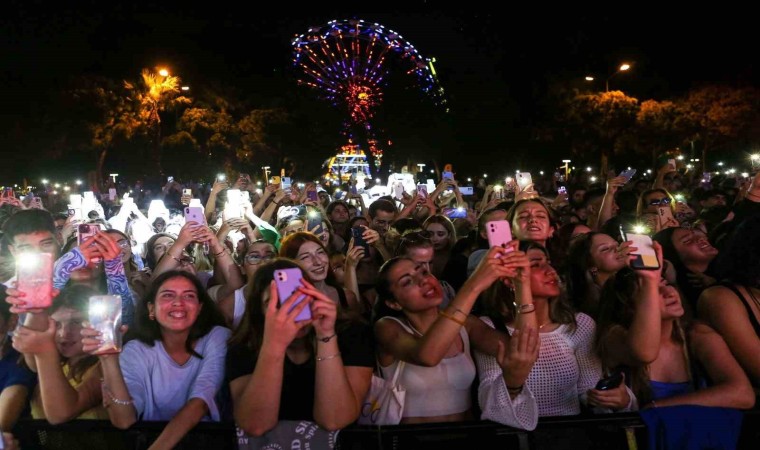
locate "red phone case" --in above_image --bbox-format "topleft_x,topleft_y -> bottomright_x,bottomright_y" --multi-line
16,253 -> 54,309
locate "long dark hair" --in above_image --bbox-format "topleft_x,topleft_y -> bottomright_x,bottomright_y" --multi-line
479,242 -> 577,331
130,271 -> 226,359
565,232 -> 600,312
715,214 -> 760,288
228,258 -> 356,358
596,268 -> 689,405
372,257 -> 412,324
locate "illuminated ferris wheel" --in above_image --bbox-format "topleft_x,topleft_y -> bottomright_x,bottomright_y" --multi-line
292,18 -> 444,174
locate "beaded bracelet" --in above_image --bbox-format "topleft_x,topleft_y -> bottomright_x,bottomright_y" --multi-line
316,352 -> 341,362
101,380 -> 133,407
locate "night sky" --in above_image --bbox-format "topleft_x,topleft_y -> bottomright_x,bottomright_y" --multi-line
2,2 -> 756,181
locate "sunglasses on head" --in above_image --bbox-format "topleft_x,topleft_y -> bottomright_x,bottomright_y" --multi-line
648,197 -> 672,206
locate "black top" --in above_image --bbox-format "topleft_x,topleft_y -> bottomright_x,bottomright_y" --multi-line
225,321 -> 374,421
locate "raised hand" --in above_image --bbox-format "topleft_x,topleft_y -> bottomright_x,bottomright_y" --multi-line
298,279 -> 337,339
261,281 -> 313,354
497,326 -> 539,392
12,319 -> 58,355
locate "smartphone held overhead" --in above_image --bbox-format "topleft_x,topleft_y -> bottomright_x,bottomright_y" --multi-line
620,227 -> 659,270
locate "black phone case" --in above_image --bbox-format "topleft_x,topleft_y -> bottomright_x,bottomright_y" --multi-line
595,372 -> 624,390
352,227 -> 370,253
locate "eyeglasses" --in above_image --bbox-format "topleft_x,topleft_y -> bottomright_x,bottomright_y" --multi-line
648,197 -> 672,206
245,254 -> 274,265
116,239 -> 131,249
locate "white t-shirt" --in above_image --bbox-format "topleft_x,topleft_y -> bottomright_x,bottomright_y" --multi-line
119,326 -> 231,421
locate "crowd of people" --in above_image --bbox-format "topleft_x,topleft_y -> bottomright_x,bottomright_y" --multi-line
0,160 -> 758,449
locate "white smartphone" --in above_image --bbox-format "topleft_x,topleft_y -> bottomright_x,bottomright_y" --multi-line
459,186 -> 474,196
667,159 -> 677,171
393,182 -> 404,200
184,206 -> 206,225
657,205 -> 675,228
516,172 -> 533,188
281,177 -> 292,190
416,184 -> 428,199
108,188 -> 117,201
621,228 -> 660,270
225,189 -> 242,219
183,188 -> 192,197
486,220 -> 513,251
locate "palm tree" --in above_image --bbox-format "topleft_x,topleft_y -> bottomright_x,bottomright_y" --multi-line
124,68 -> 190,174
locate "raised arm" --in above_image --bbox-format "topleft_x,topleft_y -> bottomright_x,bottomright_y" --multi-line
599,244 -> 664,367
231,282 -> 312,437
376,247 -> 516,367
12,318 -> 102,424
596,176 -> 626,231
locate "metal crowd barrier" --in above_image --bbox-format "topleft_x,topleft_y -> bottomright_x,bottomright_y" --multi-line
11,409 -> 760,450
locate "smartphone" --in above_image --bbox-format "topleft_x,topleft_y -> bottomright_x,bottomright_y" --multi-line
486,220 -> 514,250
108,188 -> 117,201
270,176 -> 281,185
307,210 -> 323,235
167,176 -> 174,183
183,188 -> 192,197
77,223 -> 103,264
393,182 -> 404,200
225,189 -> 242,219
657,205 -> 675,228
459,186 -> 474,196
416,184 -> 428,199
667,159 -> 677,171
217,173 -> 226,182
184,206 -> 206,225
16,252 -> 54,309
595,371 -> 624,391
618,168 -> 637,183
274,268 -> 311,322
442,171 -> 454,180
444,207 -> 468,219
493,187 -> 504,200
88,295 -> 123,355
307,190 -> 318,202
281,177 -> 292,191
620,228 -> 660,270
351,226 -> 371,254
557,186 -> 567,195
516,172 -> 533,188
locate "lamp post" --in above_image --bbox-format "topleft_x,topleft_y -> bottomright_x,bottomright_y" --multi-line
605,63 -> 631,92
262,166 -> 271,185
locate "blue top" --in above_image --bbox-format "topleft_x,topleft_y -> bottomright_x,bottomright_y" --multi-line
0,346 -> 37,391
649,380 -> 693,400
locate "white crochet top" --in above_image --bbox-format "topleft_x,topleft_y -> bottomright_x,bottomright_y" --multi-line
475,313 -> 632,430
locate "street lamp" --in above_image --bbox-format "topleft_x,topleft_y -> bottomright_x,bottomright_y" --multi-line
606,63 -> 631,92
158,68 -> 169,77
181,86 -> 190,91
262,166 -> 271,185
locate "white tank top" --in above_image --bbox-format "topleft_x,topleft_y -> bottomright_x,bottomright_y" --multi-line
379,316 -> 476,418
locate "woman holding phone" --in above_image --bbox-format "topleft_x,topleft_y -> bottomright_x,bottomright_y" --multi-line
10,285 -> 108,423
372,245 -> 529,424
227,258 -> 374,435
81,271 -> 229,449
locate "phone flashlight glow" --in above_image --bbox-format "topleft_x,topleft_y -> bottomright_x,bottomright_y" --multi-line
17,253 -> 40,270
633,224 -> 647,234
89,301 -> 107,317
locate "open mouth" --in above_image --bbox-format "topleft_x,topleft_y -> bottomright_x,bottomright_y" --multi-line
168,311 -> 187,319
527,226 -> 541,232
312,266 -> 326,275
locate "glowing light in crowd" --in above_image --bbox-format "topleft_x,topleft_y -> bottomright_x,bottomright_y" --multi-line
751,154 -> 760,161
483,174 -> 488,178
42,179 -> 48,184
76,180 -> 82,185
586,167 -> 592,172
54,183 -> 60,188
633,224 -> 647,234
677,155 -> 684,160
718,162 -> 724,166
742,173 -> 750,178
590,176 -> 597,182
158,68 -> 169,77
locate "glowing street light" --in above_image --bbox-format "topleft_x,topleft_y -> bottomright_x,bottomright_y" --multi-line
75,180 -> 82,186
158,68 -> 169,77
585,76 -> 594,81
42,179 -> 49,185
606,63 -> 631,92
181,86 -> 190,91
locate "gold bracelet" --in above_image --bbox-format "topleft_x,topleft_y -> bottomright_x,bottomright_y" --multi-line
450,307 -> 469,318
316,352 -> 341,362
213,248 -> 227,257
439,310 -> 467,327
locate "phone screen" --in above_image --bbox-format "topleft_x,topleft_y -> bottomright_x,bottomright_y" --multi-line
89,295 -> 123,355
307,211 -> 323,235
486,220 -> 514,250
167,176 -> 174,182
16,252 -> 54,309
622,231 -> 660,270
459,186 -> 474,196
